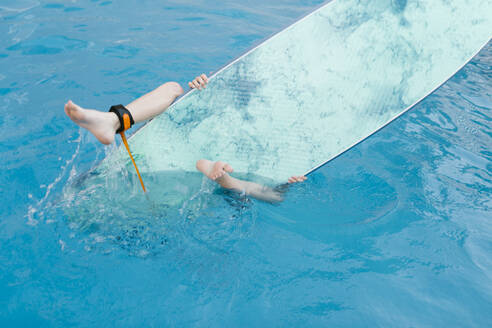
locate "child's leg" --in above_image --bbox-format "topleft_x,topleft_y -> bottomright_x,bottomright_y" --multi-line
64,82 -> 183,144
196,159 -> 306,203
126,82 -> 183,122
196,159 -> 243,191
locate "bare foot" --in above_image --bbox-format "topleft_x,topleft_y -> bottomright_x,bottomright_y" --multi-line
64,100 -> 120,145
196,159 -> 234,180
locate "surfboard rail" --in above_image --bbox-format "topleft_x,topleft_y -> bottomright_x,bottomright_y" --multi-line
303,37 -> 492,177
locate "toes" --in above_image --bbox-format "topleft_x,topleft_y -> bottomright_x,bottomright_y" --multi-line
65,100 -> 81,112
212,172 -> 223,180
208,161 -> 232,180
224,164 -> 233,173
64,101 -> 74,117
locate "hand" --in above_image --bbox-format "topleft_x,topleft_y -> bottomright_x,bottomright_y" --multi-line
287,176 -> 307,184
188,73 -> 208,90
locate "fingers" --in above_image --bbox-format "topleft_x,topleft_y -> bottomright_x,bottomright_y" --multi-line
189,74 -> 209,90
288,176 -> 307,183
189,78 -> 200,89
198,76 -> 206,88
200,73 -> 208,84
193,79 -> 201,90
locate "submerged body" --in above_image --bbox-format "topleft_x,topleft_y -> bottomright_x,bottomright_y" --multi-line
65,74 -> 306,202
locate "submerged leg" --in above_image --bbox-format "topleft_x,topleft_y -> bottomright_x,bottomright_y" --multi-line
64,82 -> 183,144
195,159 -> 306,203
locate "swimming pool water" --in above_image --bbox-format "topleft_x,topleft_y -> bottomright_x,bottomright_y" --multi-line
1,0 -> 491,326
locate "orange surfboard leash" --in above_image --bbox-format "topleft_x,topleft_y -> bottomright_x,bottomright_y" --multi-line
119,131 -> 146,193
109,105 -> 147,193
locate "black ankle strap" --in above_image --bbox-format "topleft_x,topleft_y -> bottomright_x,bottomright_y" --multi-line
109,104 -> 134,133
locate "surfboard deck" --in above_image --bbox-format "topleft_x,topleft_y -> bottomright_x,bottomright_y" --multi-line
71,0 -> 491,197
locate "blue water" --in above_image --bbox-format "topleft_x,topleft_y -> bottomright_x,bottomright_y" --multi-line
1,0 -> 491,327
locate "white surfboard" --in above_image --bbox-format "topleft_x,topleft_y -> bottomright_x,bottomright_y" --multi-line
70,0 -> 491,205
